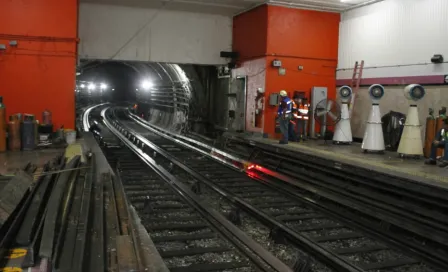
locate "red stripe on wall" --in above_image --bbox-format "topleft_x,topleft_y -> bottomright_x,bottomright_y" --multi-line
337,75 -> 446,86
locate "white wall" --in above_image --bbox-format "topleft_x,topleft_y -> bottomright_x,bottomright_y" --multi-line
78,3 -> 232,65
337,0 -> 448,79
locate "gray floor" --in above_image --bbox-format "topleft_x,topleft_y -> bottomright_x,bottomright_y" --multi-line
230,134 -> 448,189
0,149 -> 64,175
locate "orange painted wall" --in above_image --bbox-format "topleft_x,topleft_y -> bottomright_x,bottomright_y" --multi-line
0,0 -> 78,129
232,5 -> 268,60
266,6 -> 340,60
232,4 -> 340,137
264,57 -> 337,136
263,6 -> 339,137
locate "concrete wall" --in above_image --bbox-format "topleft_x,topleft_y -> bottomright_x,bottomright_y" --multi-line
337,0 -> 448,140
232,58 -> 266,133
338,0 -> 448,79
348,86 -> 448,139
78,3 -> 232,65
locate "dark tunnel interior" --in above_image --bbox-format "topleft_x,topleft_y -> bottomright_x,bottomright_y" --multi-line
76,60 -> 233,137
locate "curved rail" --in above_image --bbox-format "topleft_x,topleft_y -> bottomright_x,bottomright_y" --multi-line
108,106 -> 447,272
82,103 -> 109,132
101,107 -> 294,272
124,107 -> 448,270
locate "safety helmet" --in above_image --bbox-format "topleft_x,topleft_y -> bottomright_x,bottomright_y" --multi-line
279,90 -> 287,97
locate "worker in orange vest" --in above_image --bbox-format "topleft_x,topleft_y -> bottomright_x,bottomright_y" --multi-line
299,98 -> 310,140
291,95 -> 304,141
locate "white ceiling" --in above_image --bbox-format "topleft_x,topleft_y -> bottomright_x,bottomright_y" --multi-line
81,0 -> 382,15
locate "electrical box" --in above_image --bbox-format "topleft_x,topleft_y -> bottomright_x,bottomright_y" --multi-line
272,59 -> 282,67
278,68 -> 286,76
310,87 -> 328,138
269,93 -> 279,106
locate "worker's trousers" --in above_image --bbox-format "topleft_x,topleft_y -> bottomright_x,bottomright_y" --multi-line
279,116 -> 291,143
297,119 -> 305,139
430,141 -> 448,161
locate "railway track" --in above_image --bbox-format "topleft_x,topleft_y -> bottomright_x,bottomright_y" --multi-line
95,107 -> 294,272
100,106 -> 445,272
124,108 -> 448,270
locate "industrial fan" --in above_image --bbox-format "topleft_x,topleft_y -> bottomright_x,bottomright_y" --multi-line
314,99 -> 341,140
397,84 -> 426,158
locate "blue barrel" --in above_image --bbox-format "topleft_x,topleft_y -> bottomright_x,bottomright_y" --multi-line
21,114 -> 36,151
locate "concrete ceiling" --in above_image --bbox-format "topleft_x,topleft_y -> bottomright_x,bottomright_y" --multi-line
80,0 -> 383,15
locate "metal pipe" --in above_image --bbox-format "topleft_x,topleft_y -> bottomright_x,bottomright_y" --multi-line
269,0 -> 345,12
344,0 -> 385,11
233,1 -> 269,17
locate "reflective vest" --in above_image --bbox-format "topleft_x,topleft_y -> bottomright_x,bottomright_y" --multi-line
441,128 -> 448,141
278,97 -> 293,116
291,101 -> 301,119
299,104 -> 309,120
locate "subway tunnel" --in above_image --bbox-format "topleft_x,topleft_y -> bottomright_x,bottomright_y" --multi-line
76,60 -> 227,136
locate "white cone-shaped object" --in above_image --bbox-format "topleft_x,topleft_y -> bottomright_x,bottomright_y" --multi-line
397,105 -> 423,156
333,103 -> 352,143
362,104 -> 385,151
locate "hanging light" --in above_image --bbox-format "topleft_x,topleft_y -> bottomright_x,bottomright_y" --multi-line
141,80 -> 153,91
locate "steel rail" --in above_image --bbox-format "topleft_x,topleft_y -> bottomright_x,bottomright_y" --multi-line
101,107 -> 294,272
82,103 -> 109,132
246,167 -> 448,271
118,107 -> 447,271
125,108 -> 448,256
126,109 -> 247,169
107,108 -> 364,272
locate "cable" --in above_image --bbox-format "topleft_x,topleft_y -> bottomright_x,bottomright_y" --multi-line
284,67 -> 336,78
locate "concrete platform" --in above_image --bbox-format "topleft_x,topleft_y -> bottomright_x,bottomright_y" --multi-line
223,133 -> 448,189
0,149 -> 65,176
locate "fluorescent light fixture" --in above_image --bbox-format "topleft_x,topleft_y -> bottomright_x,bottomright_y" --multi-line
88,83 -> 96,90
80,84 -> 85,89
100,83 -> 108,90
141,80 -> 153,91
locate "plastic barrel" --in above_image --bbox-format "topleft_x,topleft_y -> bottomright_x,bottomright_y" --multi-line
21,114 -> 36,151
8,114 -> 21,151
424,118 -> 436,158
42,110 -> 52,125
436,117 -> 444,157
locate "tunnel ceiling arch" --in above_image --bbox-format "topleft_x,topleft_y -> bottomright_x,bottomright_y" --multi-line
78,60 -> 191,85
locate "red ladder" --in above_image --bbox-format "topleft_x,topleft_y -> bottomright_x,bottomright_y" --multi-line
348,60 -> 364,118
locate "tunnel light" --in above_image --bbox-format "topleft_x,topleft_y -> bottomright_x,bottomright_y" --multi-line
100,83 -> 108,90
80,84 -> 85,89
88,83 -> 96,90
141,80 -> 153,91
